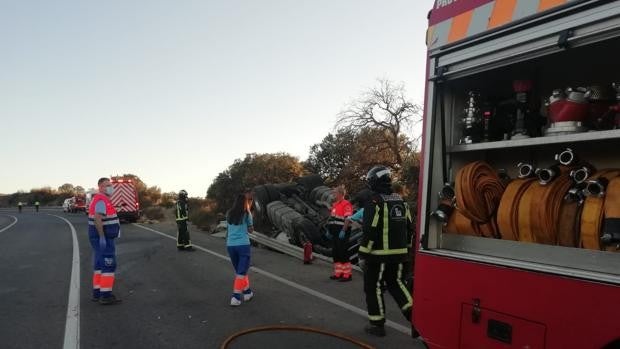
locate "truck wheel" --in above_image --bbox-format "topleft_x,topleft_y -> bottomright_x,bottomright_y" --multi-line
295,175 -> 324,198
266,201 -> 287,228
265,184 -> 281,202
310,186 -> 331,203
254,185 -> 271,206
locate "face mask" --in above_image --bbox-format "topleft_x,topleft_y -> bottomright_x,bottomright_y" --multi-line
105,186 -> 115,196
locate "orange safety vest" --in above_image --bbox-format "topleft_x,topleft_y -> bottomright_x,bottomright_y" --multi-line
88,193 -> 120,238
329,199 -> 353,225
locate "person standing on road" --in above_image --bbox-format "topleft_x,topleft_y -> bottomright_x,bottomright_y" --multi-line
35,201 -> 40,212
325,185 -> 353,282
88,177 -> 122,305
226,193 -> 254,306
359,166 -> 417,337
18,202 -> 23,213
175,190 -> 193,250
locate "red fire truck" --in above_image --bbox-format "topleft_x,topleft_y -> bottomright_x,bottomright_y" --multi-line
109,177 -> 141,222
415,1 -> 620,348
70,193 -> 86,213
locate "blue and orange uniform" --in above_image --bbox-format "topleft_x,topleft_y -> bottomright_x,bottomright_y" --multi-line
328,198 -> 353,280
88,193 -> 121,303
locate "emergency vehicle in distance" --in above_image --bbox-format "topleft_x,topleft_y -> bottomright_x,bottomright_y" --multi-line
86,177 -> 141,222
68,193 -> 86,213
414,1 -> 620,348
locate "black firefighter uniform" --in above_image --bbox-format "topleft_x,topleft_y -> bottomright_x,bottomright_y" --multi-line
175,200 -> 192,249
359,192 -> 414,327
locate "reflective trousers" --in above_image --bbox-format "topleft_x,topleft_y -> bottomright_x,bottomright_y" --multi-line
88,236 -> 117,298
363,261 -> 413,326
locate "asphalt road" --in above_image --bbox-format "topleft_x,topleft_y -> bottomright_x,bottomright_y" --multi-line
0,208 -> 425,349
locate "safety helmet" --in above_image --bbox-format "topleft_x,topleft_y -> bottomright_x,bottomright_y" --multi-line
366,165 -> 392,193
178,189 -> 188,199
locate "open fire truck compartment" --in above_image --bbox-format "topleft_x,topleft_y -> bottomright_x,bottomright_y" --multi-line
415,1 -> 620,348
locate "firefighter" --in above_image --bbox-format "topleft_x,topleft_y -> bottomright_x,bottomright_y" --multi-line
18,202 -> 23,213
325,185 -> 353,281
175,190 -> 193,250
359,166 -> 417,337
88,177 -> 122,305
35,201 -> 40,212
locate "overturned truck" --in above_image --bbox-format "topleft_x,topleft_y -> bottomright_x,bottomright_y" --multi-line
251,174 -> 362,262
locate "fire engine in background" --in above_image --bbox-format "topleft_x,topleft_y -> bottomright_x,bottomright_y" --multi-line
69,192 -> 86,213
415,1 -> 620,348
108,177 -> 141,222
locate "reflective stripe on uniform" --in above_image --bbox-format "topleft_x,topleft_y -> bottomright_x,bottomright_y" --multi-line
371,205 -> 380,227
396,263 -> 413,310
368,263 -> 385,321
368,248 -> 408,256
382,203 -> 389,251
358,241 -> 374,254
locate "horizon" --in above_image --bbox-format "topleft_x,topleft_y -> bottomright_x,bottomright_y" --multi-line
1,0 -> 433,197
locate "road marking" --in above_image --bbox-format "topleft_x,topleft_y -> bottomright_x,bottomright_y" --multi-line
133,223 -> 411,335
0,215 -> 18,233
50,215 -> 80,349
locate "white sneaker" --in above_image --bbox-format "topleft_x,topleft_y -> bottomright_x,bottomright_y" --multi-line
243,291 -> 254,302
230,297 -> 241,306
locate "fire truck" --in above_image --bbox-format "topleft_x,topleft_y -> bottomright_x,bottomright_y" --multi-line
415,1 -> 620,348
69,193 -> 86,213
109,177 -> 141,222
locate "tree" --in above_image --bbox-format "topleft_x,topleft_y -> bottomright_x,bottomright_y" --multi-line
58,183 -> 75,195
207,153 -> 304,213
337,79 -> 422,166
304,129 -> 357,185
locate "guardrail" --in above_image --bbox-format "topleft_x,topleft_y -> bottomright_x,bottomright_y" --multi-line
249,231 -> 361,272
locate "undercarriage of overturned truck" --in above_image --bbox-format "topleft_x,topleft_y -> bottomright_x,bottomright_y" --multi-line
251,174 -> 362,263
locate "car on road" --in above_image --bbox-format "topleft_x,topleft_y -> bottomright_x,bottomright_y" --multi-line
62,198 -> 73,213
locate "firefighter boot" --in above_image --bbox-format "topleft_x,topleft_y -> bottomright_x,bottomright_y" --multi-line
364,324 -> 386,337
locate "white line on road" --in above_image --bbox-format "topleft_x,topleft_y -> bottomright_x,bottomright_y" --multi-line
133,223 -> 411,335
0,215 -> 18,233
50,215 -> 80,349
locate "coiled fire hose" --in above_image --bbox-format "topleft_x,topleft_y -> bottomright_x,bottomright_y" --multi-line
454,161 -> 506,237
602,176 -> 620,251
497,178 -> 536,241
581,169 -> 620,250
531,166 -> 573,244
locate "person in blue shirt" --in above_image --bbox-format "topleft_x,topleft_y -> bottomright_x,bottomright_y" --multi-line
226,193 -> 254,306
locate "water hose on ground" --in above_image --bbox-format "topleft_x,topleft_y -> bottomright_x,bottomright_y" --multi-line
220,324 -> 376,349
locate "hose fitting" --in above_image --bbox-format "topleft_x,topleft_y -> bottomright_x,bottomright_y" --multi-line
555,148 -> 577,166
431,183 -> 455,224
569,166 -> 592,184
536,164 -> 561,185
584,177 -> 609,197
517,163 -> 535,178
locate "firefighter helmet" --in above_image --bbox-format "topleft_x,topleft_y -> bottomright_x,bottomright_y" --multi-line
366,166 -> 392,193
178,190 -> 188,199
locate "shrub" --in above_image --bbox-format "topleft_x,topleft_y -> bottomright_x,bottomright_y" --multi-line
143,206 -> 165,220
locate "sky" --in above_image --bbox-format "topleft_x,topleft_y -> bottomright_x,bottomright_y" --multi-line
1,0 -> 434,197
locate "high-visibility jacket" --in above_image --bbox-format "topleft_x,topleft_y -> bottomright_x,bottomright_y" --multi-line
88,193 -> 120,238
328,199 -> 353,226
359,192 -> 413,262
175,200 -> 188,221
